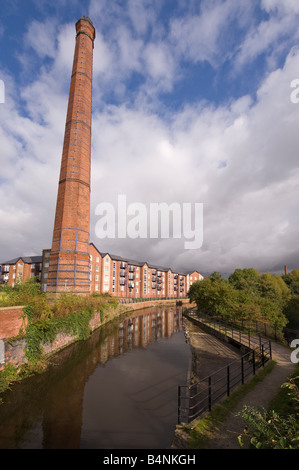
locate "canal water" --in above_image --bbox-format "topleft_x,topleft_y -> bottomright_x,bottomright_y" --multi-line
0,306 -> 191,449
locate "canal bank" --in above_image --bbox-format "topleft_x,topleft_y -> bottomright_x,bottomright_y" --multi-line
0,298 -> 192,376
0,305 -> 191,449
172,316 -> 295,450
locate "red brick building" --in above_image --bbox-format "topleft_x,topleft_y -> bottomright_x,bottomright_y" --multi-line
0,246 -> 204,298
89,243 -> 203,299
0,256 -> 42,287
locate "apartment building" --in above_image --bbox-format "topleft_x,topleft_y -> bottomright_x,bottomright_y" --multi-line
89,243 -> 203,299
1,244 -> 204,298
0,256 -> 43,287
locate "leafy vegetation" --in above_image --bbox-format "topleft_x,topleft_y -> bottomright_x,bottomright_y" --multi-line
188,268 -> 291,331
0,277 -> 43,307
237,373 -> 299,449
0,279 -> 119,363
281,270 -> 299,330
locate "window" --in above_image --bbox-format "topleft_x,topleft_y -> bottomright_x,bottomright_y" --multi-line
96,256 -> 100,262
95,284 -> 99,291
95,275 -> 99,281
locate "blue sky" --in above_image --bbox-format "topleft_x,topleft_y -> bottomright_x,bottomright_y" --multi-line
1,0 -> 299,275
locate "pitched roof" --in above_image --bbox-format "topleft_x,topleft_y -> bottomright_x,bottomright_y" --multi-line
0,255 -> 42,265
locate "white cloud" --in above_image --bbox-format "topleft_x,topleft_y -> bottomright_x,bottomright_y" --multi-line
261,0 -> 299,14
1,5 -> 299,276
169,0 -> 254,67
24,19 -> 57,59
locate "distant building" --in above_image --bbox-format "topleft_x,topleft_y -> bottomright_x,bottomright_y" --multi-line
0,245 -> 204,297
0,256 -> 42,287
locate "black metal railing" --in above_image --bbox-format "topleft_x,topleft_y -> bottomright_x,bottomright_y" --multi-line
178,313 -> 272,424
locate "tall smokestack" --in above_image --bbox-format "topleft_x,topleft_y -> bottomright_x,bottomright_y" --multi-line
47,17 -> 96,294
284,265 -> 288,275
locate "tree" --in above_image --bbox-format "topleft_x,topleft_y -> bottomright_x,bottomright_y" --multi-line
282,270 -> 299,295
188,267 -> 289,328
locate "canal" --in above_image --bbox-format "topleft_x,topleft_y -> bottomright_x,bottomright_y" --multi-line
0,306 -> 192,449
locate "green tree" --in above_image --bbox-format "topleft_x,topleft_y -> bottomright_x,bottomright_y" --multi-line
188,267 -> 289,329
282,270 -> 299,295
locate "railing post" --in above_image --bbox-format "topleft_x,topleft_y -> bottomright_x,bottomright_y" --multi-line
269,340 -> 272,360
178,386 -> 181,424
241,357 -> 244,384
252,350 -> 256,375
262,344 -> 264,367
208,376 -> 212,411
227,366 -> 230,396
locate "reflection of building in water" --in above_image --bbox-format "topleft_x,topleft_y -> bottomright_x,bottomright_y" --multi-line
97,308 -> 182,365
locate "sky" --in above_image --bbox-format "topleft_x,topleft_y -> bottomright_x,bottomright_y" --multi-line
0,0 -> 299,277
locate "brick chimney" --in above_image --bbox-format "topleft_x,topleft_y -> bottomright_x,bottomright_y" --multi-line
47,17 -> 95,294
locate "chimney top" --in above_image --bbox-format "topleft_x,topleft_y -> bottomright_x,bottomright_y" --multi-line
77,16 -> 94,27
75,16 -> 96,42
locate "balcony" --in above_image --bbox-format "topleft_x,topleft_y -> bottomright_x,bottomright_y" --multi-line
120,280 -> 126,286
120,270 -> 126,277
120,262 -> 126,269
129,274 -> 135,281
129,266 -> 135,273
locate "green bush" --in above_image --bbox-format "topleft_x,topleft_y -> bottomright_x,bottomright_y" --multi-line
237,376 -> 299,449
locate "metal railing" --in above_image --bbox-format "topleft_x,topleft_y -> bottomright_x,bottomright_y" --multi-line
117,296 -> 187,304
178,313 -> 272,424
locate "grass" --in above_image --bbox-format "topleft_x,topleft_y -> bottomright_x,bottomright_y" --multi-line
184,360 -> 277,449
267,363 -> 299,415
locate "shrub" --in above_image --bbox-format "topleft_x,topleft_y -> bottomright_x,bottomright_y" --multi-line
237,376 -> 299,449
